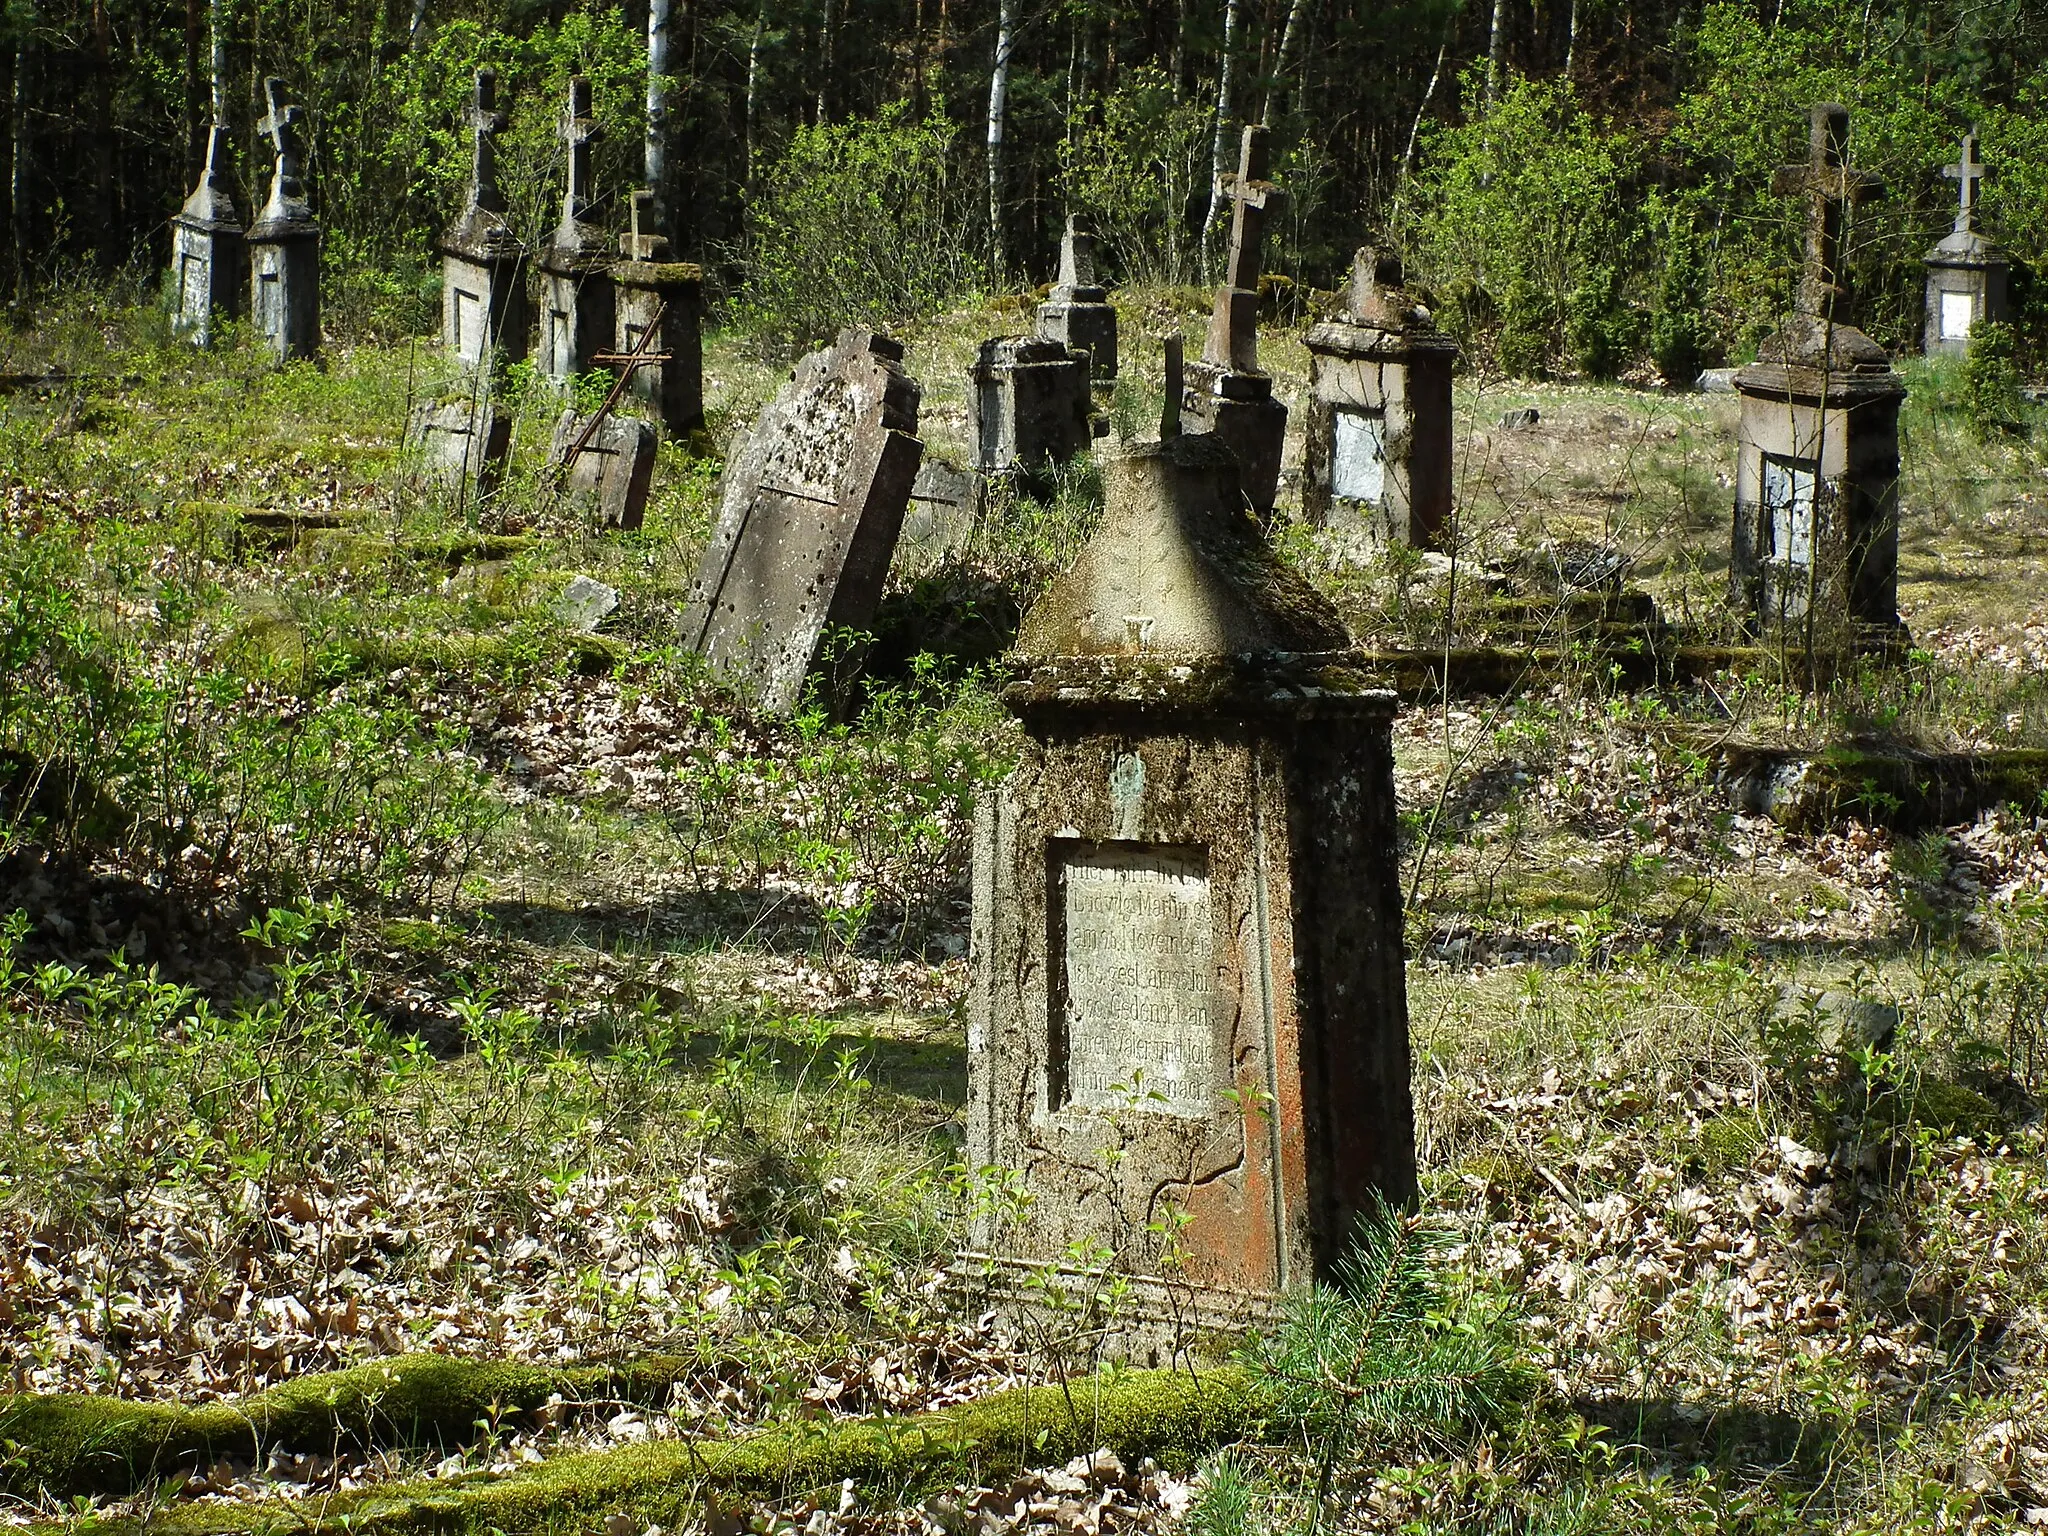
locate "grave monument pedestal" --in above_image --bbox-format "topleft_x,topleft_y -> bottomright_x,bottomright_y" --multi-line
440,69 -> 528,372
1302,249 -> 1458,550
1730,104 -> 1904,641
968,335 -> 1094,477
1923,132 -> 2008,358
248,78 -> 319,363
1035,215 -> 1119,382
170,124 -> 246,346
967,429 -> 1414,1320
1183,126 -> 1287,520
539,77 -> 616,385
611,190 -> 705,434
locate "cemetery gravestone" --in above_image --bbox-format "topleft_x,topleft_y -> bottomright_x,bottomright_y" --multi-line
967,336 -> 1093,478
1923,131 -> 2009,357
248,77 -> 320,362
407,398 -> 510,503
539,78 -> 616,385
967,425 -> 1415,1317
1035,215 -> 1119,382
897,456 -> 985,577
550,409 -> 658,530
681,329 -> 924,716
1301,248 -> 1458,550
610,189 -> 705,434
1183,125 -> 1287,520
1730,104 -> 1905,641
170,124 -> 246,346
440,69 -> 529,372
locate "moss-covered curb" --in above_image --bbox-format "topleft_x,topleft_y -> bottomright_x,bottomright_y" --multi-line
62,1368 -> 1257,1536
0,1354 -> 711,1500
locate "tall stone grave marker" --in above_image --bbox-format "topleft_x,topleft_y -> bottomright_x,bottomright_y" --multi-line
967,423 -> 1414,1314
539,77 -> 615,385
1923,131 -> 2009,357
1184,125 -> 1287,519
967,336 -> 1093,478
610,189 -> 705,433
170,124 -> 246,347
682,330 -> 923,715
1301,248 -> 1458,550
1035,215 -> 1119,381
249,78 -> 320,362
440,70 -> 529,372
1731,104 -> 1905,640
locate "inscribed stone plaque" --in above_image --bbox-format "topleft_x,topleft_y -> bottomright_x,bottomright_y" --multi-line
1331,408 -> 1386,504
1763,454 -> 1817,566
1940,289 -> 1975,340
1056,843 -> 1214,1117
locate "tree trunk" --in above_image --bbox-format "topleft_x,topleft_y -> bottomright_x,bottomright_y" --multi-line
92,0 -> 111,266
1565,0 -> 1577,75
1269,0 -> 1314,121
1391,37 -> 1446,226
646,0 -> 670,227
1486,0 -> 1509,102
986,0 -> 1013,275
1200,0 -> 1245,277
210,0 -> 228,122
815,0 -> 835,124
10,24 -> 28,285
744,0 -> 765,185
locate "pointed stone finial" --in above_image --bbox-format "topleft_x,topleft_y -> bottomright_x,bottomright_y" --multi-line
1057,215 -> 1097,293
181,122 -> 242,228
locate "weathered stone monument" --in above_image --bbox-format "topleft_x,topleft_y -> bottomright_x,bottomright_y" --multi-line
682,329 -> 924,715
1035,215 -> 1119,382
1923,131 -> 2009,357
1730,104 -> 1905,641
538,77 -> 615,385
440,69 -> 529,372
1301,248 -> 1458,550
248,77 -> 319,362
609,189 -> 705,434
407,398 -> 510,503
965,358 -> 1414,1315
170,124 -> 246,346
550,409 -> 658,530
1184,126 -> 1287,520
967,336 -> 1093,477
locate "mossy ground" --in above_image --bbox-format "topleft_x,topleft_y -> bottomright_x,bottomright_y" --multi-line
4,282 -> 2048,1533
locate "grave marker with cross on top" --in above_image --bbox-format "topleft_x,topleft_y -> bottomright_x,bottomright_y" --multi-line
247,76 -> 320,361
440,68 -> 529,372
611,186 -> 706,433
1924,128 -> 2009,357
538,75 -> 617,385
169,121 -> 246,346
1772,102 -> 1881,323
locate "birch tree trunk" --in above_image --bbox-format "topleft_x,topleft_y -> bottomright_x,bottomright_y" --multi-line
744,0 -> 765,186
210,0 -> 228,122
1200,0 -> 1245,277
9,23 -> 28,281
647,0 -> 670,225
986,0 -> 1014,275
1486,0 -> 1509,102
1269,0 -> 1314,121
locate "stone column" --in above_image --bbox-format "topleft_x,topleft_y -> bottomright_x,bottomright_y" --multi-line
170,123 -> 246,347
247,77 -> 320,362
610,189 -> 704,433
440,68 -> 529,372
538,77 -> 615,384
1302,248 -> 1458,551
967,430 -> 1414,1324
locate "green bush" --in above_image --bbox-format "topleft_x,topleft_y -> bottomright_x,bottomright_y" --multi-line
1567,262 -> 1642,380
1060,67 -> 1215,287
1960,319 -> 2027,439
1650,215 -> 1712,386
739,106 -> 988,344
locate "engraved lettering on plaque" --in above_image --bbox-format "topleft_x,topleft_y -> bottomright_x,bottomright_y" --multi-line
1331,408 -> 1386,505
1055,843 -> 1214,1117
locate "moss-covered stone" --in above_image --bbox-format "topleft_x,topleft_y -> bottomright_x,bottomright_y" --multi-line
50,1367 -> 1256,1536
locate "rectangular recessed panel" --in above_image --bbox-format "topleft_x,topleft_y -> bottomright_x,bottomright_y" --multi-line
455,289 -> 484,361
1056,843 -> 1213,1117
1332,408 -> 1386,504
1941,289 -> 1975,340
1763,454 -> 1818,567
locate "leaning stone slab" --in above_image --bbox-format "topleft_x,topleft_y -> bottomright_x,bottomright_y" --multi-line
549,410 -> 657,530
406,399 -> 509,500
682,328 -> 923,715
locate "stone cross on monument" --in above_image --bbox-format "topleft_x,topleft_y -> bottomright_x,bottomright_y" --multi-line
1772,102 -> 1881,320
465,68 -> 507,214
257,77 -> 308,220
1217,124 -> 1281,297
1943,131 -> 1985,234
560,76 -> 600,231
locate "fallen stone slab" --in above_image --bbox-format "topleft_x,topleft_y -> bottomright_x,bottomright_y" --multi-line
1717,740 -> 2048,831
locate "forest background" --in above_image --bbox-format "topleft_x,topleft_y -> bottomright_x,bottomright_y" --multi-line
3,0 -> 2048,379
